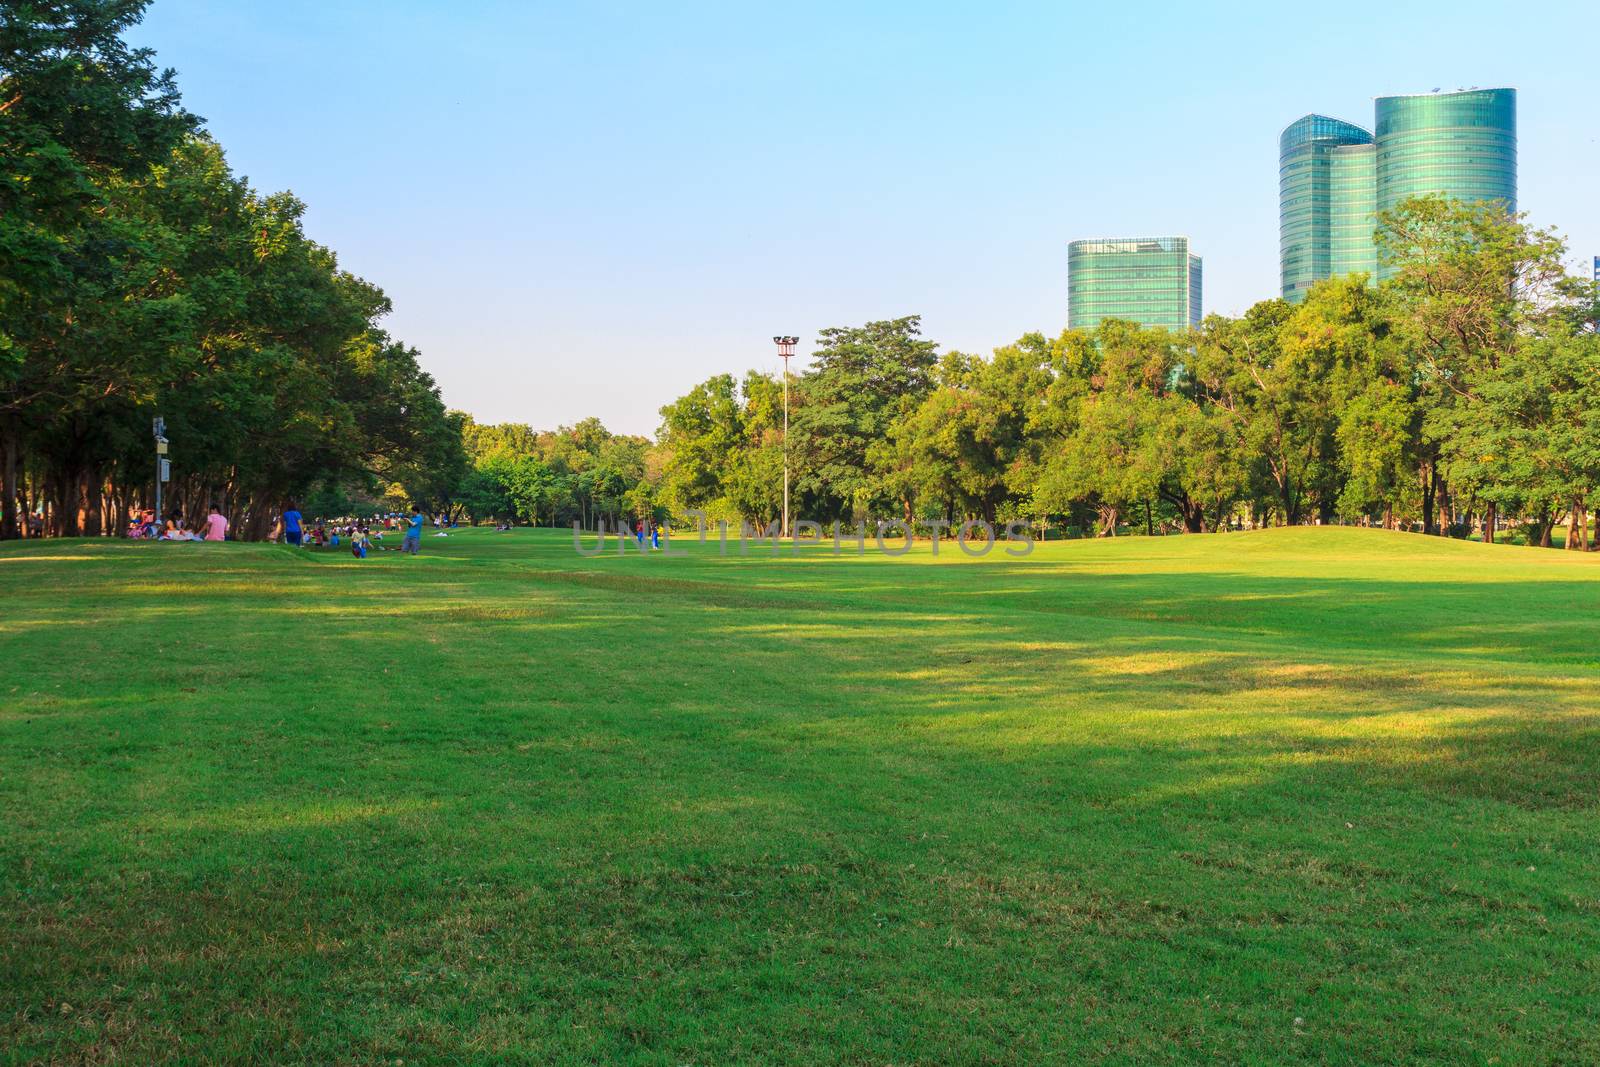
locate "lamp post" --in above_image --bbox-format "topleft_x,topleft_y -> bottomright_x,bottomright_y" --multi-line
152,416 -> 169,524
773,336 -> 798,539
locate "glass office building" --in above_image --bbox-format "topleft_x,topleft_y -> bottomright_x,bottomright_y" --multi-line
1279,88 -> 1516,299
1328,143 -> 1378,279
1279,115 -> 1374,302
1068,237 -> 1201,332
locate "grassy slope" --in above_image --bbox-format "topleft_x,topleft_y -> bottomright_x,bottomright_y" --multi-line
2,527 -> 1598,1064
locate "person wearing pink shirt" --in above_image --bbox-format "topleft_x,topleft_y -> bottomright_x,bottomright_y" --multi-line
203,504 -> 229,542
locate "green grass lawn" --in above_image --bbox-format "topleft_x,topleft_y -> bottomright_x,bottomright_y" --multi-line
4,526 -> 1599,1064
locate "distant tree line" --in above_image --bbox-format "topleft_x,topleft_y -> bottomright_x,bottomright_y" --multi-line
1,1 -> 465,539
452,415 -> 656,531
649,198 -> 1600,546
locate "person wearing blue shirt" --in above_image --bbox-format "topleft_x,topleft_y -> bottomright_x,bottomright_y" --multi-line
403,506 -> 424,555
281,503 -> 303,546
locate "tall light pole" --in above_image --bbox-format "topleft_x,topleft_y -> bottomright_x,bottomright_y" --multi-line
773,336 -> 798,539
152,416 -> 169,524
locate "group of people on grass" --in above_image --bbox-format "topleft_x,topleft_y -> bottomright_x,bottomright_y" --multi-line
126,504 -> 229,541
125,501 -> 438,556
276,503 -> 431,557
634,519 -> 663,550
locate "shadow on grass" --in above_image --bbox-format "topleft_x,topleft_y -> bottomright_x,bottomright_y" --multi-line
5,532 -> 1600,1063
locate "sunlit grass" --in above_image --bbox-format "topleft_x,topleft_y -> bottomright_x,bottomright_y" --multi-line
3,526 -> 1599,1063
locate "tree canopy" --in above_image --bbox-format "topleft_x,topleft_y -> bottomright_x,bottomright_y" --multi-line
1,0 -> 464,538
650,197 -> 1600,545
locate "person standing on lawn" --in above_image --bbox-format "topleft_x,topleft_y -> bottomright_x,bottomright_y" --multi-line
282,502 -> 304,546
403,505 -> 424,555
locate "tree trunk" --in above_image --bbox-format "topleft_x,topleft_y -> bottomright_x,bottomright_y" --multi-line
53,477 -> 70,536
1144,499 -> 1154,537
1483,502 -> 1496,545
1421,462 -> 1438,535
76,467 -> 103,538
0,417 -> 18,540
1183,499 -> 1205,533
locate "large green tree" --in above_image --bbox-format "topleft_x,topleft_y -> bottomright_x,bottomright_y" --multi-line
791,316 -> 939,522
1,0 -> 196,536
1378,194 -> 1584,538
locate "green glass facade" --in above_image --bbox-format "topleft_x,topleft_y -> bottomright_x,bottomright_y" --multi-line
1328,143 -> 1378,279
1279,88 -> 1516,299
1068,237 -> 1201,332
1374,89 -> 1517,279
1279,116 -> 1373,303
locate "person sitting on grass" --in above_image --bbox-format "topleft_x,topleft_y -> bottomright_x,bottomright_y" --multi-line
162,514 -> 200,541
202,504 -> 229,541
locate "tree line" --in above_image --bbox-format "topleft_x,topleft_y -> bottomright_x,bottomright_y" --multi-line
452,415 -> 656,531
649,198 -> 1600,545
1,1 -> 465,539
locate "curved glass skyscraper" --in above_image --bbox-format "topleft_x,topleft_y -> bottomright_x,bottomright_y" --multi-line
1279,116 -> 1373,303
1279,88 -> 1516,300
1373,88 -> 1516,278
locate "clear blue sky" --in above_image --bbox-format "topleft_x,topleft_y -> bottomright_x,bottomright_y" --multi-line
128,0 -> 1600,436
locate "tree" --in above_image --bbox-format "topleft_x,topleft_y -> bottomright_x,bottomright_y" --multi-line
1380,195 -> 1587,537
1,0 -> 196,537
657,373 -> 743,511
1192,300 -> 1339,526
791,316 -> 939,521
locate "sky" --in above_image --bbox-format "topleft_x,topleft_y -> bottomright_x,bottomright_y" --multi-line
128,0 -> 1600,436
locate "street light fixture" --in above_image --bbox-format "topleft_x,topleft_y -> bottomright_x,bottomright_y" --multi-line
152,416 -> 169,524
773,336 -> 798,540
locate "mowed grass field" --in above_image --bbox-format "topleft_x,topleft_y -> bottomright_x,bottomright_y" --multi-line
3,526 -> 1600,1065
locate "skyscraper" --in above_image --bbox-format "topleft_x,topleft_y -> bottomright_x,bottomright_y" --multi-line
1279,88 -> 1517,301
1279,116 -> 1373,301
1067,236 -> 1202,333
